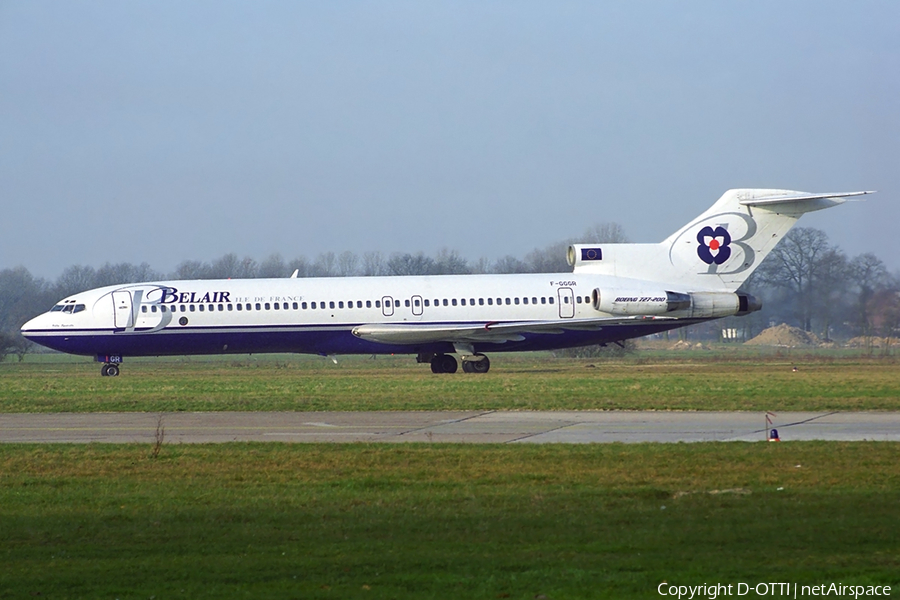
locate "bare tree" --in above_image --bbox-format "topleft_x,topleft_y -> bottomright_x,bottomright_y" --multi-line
172,260 -> 208,280
583,222 -> 629,243
492,255 -> 530,274
337,251 -> 360,277
432,249 -> 470,275
362,251 -> 387,276
311,252 -> 337,277
287,256 -> 312,278
848,253 -> 890,337
55,264 -> 98,297
208,254 -> 258,279
258,254 -> 287,278
756,227 -> 845,333
387,252 -> 435,276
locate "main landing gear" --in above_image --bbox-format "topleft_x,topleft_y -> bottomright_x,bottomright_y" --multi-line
422,353 -> 491,374
101,363 -> 120,377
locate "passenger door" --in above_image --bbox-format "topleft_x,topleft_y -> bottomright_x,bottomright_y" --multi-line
112,291 -> 133,328
557,288 -> 575,319
381,296 -> 394,317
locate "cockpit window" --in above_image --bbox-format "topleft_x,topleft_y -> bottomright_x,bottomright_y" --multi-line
54,303 -> 85,314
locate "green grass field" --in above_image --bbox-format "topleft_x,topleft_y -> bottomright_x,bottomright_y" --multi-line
3,351 -> 898,598
2,443 -> 899,599
1,351 -> 898,412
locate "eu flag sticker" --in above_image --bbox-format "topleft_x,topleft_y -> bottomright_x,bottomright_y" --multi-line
580,248 -> 603,261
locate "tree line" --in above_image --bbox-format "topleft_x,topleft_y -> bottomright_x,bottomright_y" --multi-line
1,223 -> 898,359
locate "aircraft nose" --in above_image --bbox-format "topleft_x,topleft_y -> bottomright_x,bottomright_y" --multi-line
20,314 -> 45,338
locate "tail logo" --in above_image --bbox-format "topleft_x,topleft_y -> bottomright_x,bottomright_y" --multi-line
696,226 -> 732,265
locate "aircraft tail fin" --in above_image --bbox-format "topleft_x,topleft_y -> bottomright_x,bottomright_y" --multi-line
569,189 -> 870,291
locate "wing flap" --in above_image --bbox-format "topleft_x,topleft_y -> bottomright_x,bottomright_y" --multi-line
351,316 -> 675,346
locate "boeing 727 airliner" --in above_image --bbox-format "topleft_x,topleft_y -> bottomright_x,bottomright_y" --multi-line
21,189 -> 868,375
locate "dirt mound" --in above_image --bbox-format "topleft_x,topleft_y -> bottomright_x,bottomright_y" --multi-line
669,341 -> 709,350
745,324 -> 821,347
845,336 -> 900,348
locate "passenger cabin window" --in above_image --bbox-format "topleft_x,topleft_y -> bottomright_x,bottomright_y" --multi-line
199,305 -> 205,312
329,301 -> 335,309
366,300 -> 371,308
256,303 -> 261,310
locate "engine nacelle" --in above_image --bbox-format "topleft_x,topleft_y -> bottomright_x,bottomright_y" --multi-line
591,289 -> 761,318
685,292 -> 762,318
591,289 -> 692,315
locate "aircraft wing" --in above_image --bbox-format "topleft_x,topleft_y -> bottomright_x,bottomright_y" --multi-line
351,316 -> 675,345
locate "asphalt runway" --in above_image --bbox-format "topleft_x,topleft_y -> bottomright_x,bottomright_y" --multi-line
1,411 -> 898,444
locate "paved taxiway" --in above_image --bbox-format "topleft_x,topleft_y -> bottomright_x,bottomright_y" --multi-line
1,411 -> 898,444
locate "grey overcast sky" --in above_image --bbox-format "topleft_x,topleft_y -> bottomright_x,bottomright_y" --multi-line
1,1 -> 897,279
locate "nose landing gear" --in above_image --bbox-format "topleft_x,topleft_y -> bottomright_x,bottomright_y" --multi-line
101,363 -> 120,377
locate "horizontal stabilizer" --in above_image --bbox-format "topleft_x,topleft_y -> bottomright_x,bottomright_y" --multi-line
739,190 -> 873,207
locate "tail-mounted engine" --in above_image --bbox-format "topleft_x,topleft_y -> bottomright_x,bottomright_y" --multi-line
590,289 -> 691,315
590,288 -> 761,318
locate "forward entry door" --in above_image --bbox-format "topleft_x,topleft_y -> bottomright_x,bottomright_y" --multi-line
112,291 -> 133,328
